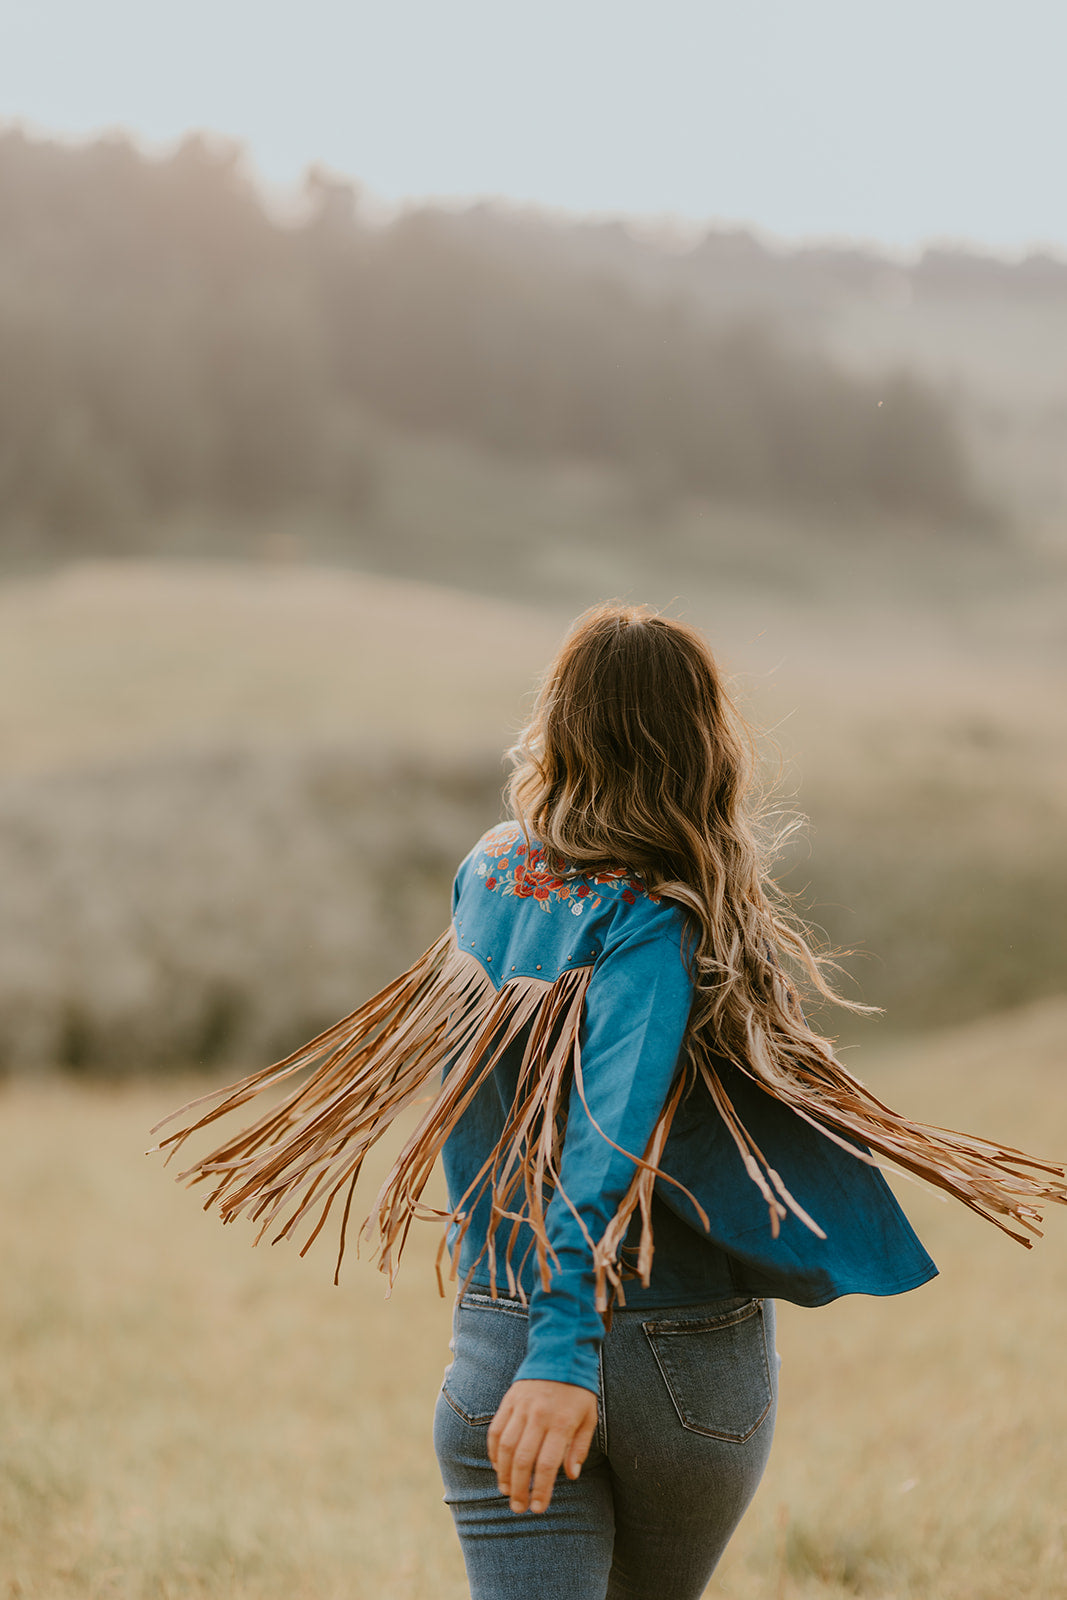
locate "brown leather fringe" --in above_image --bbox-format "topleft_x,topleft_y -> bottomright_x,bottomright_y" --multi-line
152,932 -> 608,1292
151,928 -> 1067,1302
690,1047 -> 1066,1250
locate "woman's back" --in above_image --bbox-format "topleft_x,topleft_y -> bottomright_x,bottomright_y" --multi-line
444,820 -> 936,1398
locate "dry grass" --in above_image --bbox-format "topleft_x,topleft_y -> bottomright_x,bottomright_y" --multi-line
0,743 -> 509,1072
0,1077 -> 464,1600
4,555 -> 1064,784
0,561 -> 563,779
2,999 -> 1066,1599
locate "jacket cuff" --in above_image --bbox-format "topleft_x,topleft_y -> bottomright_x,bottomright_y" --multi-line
511,1351 -> 601,1396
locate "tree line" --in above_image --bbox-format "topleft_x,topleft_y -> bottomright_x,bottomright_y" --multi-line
0,127 -> 984,556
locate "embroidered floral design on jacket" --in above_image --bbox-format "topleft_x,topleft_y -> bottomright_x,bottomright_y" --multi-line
475,822 -> 659,915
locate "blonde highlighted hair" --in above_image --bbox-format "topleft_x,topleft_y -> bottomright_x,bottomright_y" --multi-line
507,600 -> 856,1089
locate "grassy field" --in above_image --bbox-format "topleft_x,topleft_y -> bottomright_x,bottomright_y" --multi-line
0,561 -> 565,779
1,558 -> 1064,1077
3,550 -> 1065,777
2,998 -> 1065,1600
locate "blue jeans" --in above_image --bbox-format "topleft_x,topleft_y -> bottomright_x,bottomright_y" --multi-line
434,1290 -> 777,1600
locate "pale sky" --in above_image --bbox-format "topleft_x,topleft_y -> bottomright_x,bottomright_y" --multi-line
3,0 -> 1066,255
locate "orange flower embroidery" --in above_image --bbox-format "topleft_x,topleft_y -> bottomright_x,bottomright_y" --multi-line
475,827 -> 659,913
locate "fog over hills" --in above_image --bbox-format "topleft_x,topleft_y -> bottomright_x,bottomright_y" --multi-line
0,126 -> 1063,1073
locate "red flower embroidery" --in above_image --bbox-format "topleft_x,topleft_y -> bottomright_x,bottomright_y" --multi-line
477,828 -> 657,912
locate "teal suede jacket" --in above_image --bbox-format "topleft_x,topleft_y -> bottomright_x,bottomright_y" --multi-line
441,822 -> 937,1396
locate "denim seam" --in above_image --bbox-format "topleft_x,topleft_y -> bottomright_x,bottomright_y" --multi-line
459,1291 -> 529,1320
440,1381 -> 497,1428
640,1298 -> 762,1338
596,1343 -> 609,1455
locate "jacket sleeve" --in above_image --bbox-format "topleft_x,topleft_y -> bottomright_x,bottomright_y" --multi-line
512,902 -> 696,1394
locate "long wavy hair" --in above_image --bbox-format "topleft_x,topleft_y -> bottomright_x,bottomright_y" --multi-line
506,601 -> 864,1090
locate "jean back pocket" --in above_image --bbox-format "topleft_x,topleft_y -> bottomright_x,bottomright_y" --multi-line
642,1299 -> 773,1443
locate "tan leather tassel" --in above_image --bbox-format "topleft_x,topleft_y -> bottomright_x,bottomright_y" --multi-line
152,927 -> 1067,1297
587,1066 -> 706,1312
689,1043 -> 1066,1250
152,932 -> 604,1289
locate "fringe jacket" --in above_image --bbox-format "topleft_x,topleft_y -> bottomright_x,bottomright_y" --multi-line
154,821 -> 1065,1397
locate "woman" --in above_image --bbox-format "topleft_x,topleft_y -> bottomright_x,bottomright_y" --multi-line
154,603 -> 1064,1600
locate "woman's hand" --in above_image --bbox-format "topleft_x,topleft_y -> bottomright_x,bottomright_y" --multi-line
487,1379 -> 599,1515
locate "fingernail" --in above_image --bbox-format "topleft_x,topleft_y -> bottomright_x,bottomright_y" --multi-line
530,1501 -> 543,1514
510,1500 -> 523,1513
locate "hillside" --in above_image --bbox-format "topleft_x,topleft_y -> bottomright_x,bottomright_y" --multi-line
1,559 -> 1063,1072
0,560 -> 562,778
